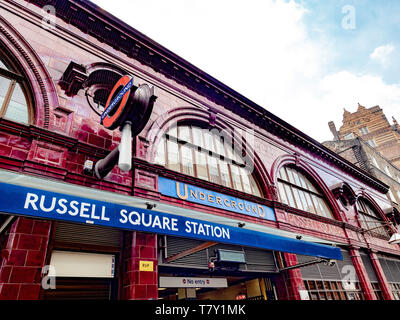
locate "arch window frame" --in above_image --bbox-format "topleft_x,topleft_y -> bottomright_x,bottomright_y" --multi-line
154,123 -> 262,197
276,165 -> 335,220
355,198 -> 390,238
0,49 -> 33,124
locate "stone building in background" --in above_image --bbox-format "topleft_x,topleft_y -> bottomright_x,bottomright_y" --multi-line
323,136 -> 400,224
328,104 -> 400,169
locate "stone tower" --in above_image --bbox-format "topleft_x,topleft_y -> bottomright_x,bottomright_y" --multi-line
331,104 -> 400,168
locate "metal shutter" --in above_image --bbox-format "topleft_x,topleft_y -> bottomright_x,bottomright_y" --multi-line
298,250 -> 359,281
163,236 -> 277,272
360,252 -> 378,282
243,247 -> 277,272
165,236 -> 209,268
378,258 -> 394,282
297,254 -> 323,280
54,222 -> 122,248
379,256 -> 400,283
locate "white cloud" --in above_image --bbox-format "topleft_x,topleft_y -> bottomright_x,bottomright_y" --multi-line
92,0 -> 400,142
369,44 -> 395,67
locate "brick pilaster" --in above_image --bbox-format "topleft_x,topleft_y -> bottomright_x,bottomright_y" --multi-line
0,217 -> 52,300
122,232 -> 158,300
281,253 -> 306,300
369,251 -> 394,300
348,248 -> 376,300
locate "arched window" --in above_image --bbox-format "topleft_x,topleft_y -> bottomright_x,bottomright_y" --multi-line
154,123 -> 262,197
0,53 -> 31,124
276,166 -> 334,219
356,198 -> 389,238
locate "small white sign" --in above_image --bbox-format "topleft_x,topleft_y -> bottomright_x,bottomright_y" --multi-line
49,251 -> 115,278
299,290 -> 310,300
159,276 -> 228,288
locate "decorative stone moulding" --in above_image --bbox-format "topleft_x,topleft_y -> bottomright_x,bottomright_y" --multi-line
58,61 -> 88,97
331,182 -> 357,207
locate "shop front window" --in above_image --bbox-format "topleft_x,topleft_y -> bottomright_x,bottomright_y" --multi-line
277,166 -> 334,219
155,123 -> 262,197
304,280 -> 364,300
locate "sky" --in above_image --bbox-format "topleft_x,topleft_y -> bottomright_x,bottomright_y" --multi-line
91,0 -> 400,142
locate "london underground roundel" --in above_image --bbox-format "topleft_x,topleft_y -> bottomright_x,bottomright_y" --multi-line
101,75 -> 134,130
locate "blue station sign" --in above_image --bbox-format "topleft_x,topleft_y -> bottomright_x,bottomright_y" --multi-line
0,181 -> 342,260
158,177 -> 276,222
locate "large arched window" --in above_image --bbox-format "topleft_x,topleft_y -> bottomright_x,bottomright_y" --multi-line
154,123 -> 262,197
356,198 -> 389,238
0,52 -> 31,124
276,166 -> 334,219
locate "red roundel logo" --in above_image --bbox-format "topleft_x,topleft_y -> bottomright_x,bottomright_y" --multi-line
101,75 -> 133,130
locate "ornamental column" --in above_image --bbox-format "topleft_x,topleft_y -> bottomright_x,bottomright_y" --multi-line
369,251 -> 393,300
280,252 -> 307,300
348,247 -> 376,300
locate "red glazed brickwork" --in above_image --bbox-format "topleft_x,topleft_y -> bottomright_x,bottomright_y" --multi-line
280,253 -> 306,300
122,232 -> 158,300
369,251 -> 394,300
0,217 -> 52,300
349,248 -> 376,300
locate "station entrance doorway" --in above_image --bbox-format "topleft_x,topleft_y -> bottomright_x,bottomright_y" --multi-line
158,236 -> 279,300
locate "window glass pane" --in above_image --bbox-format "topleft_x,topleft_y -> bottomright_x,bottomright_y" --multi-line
5,83 -> 28,124
311,194 -> 324,214
195,150 -> 208,181
178,125 -> 191,143
319,199 -> 333,218
283,184 -> 296,207
208,155 -> 220,184
240,167 -> 252,194
277,182 -> 288,204
291,170 -> 302,187
192,127 -> 204,148
279,167 -> 289,182
292,188 -> 304,210
303,192 -> 316,214
249,175 -> 261,197
214,135 -> 226,157
297,189 -> 308,212
204,131 -> 215,152
181,145 -> 194,176
0,59 -> 8,70
230,165 -> 243,192
166,140 -> 180,172
286,168 -> 296,184
0,76 -> 11,109
219,160 -> 231,188
224,137 -> 234,161
298,174 -> 308,189
167,125 -> 178,138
